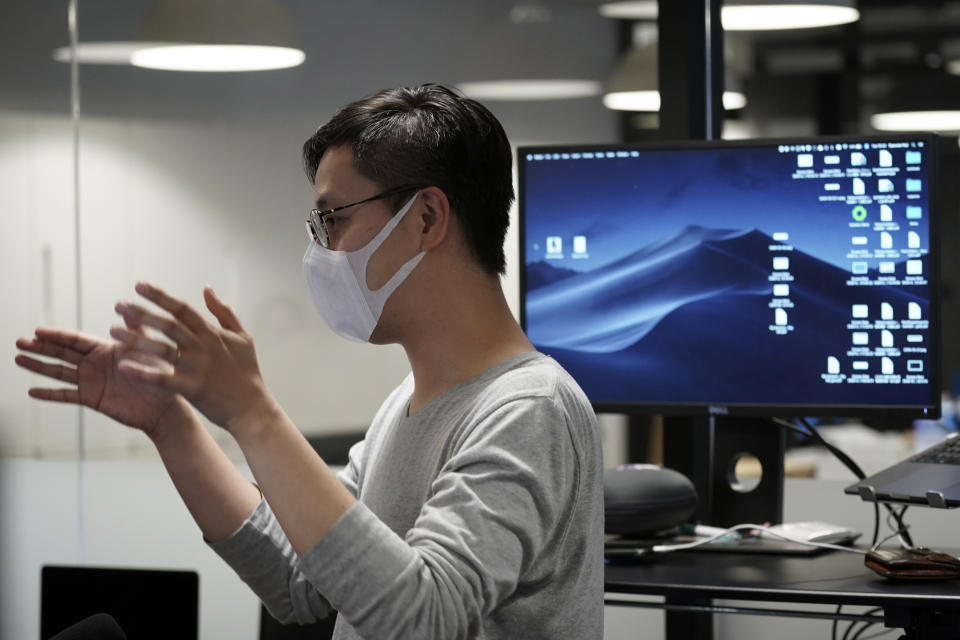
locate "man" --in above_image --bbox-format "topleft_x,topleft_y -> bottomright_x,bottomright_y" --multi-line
15,84 -> 603,639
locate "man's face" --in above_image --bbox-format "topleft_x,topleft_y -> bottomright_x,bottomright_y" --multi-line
312,144 -> 421,291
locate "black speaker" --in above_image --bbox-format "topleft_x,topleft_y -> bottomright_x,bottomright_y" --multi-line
604,464 -> 698,536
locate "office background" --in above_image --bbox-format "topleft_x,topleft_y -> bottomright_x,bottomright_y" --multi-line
1,1 -> 959,639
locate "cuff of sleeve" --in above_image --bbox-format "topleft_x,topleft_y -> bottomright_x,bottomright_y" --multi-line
208,498 -> 286,568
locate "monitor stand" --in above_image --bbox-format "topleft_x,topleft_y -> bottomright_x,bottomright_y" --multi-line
655,416 -> 786,640
662,416 -> 785,529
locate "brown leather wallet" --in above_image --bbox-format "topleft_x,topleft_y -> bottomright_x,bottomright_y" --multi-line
865,547 -> 960,580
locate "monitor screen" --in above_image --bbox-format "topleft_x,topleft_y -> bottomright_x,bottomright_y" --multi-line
519,135 -> 941,418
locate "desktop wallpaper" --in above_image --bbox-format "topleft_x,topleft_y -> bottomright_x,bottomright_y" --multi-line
520,142 -> 936,413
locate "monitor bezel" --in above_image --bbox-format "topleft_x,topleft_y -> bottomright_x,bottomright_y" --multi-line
517,133 -> 942,419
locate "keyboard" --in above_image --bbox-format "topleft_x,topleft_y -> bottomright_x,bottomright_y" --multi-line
911,433 -> 960,465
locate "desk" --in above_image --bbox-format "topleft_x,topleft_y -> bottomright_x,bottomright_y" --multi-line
605,549 -> 960,639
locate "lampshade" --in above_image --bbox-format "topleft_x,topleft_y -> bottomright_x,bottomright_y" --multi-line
602,39 -> 747,112
598,0 -> 860,31
871,111 -> 960,132
869,73 -> 960,133
456,3 -> 605,101
53,0 -> 304,72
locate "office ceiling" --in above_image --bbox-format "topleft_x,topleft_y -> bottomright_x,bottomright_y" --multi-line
3,1 -> 960,138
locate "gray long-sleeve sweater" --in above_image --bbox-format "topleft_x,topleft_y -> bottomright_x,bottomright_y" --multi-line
210,352 -> 604,639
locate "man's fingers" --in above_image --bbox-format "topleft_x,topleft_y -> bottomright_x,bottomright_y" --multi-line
15,354 -> 79,384
204,287 -> 244,333
134,282 -> 210,335
114,302 -> 195,348
117,358 -> 180,391
109,325 -> 179,364
27,387 -> 81,404
32,328 -> 101,356
16,335 -> 84,366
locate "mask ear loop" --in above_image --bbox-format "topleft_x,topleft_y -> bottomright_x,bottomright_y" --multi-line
345,191 -> 423,293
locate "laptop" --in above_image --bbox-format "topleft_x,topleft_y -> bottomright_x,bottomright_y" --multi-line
844,433 -> 960,508
41,565 -> 199,640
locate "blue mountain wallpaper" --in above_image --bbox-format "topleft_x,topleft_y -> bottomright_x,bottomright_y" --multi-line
521,143 -> 934,412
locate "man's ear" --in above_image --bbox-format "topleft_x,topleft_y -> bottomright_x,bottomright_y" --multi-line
416,186 -> 451,251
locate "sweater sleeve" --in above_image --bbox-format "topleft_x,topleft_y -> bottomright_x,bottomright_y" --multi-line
207,499 -> 334,624
207,451 -> 365,624
297,391 -> 581,640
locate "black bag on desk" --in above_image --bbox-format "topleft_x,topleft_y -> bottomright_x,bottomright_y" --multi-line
604,464 -> 698,537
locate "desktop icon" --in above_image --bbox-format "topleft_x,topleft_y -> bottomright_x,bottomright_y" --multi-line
852,332 -> 869,346
908,231 -> 920,249
880,232 -> 893,249
775,309 -> 788,326
880,205 -> 893,222
879,150 -> 893,167
905,150 -> 922,164
772,284 -> 790,296
797,154 -> 814,168
851,152 -> 867,166
906,260 -> 923,275
851,205 -> 867,222
881,302 -> 894,320
852,304 -> 869,318
906,179 -> 922,192
827,356 -> 841,374
853,178 -> 865,195
878,179 -> 894,193
879,262 -> 895,274
546,236 -> 563,255
907,360 -> 924,372
882,357 -> 894,375
881,330 -> 894,348
906,206 -> 922,220
908,302 -> 922,320
573,235 -> 588,255
772,256 -> 790,271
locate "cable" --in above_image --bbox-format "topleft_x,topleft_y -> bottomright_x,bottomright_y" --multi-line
650,522 -> 867,555
844,608 -> 883,640
773,418 -> 881,547
875,505 -> 911,551
774,417 -> 914,548
797,417 -> 913,548
855,627 -> 898,640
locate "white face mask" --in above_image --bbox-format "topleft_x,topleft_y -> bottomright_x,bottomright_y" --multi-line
302,191 -> 425,342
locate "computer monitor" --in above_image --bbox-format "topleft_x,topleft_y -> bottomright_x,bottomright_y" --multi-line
519,135 -> 941,421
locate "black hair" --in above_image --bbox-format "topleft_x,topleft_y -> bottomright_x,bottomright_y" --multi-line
302,84 -> 514,275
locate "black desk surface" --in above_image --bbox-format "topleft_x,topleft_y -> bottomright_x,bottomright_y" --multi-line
605,548 -> 960,610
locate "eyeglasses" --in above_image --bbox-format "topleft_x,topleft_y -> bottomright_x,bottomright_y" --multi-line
306,185 -> 424,248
